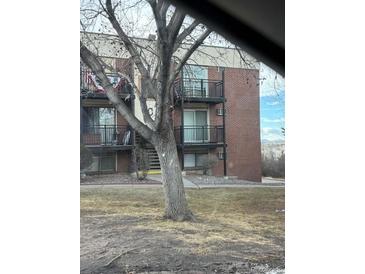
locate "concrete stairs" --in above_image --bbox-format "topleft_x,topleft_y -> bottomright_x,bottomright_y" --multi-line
135,133 -> 161,174
146,147 -> 161,171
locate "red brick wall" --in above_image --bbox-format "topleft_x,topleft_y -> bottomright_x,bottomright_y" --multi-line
117,151 -> 131,173
210,148 -> 224,176
223,68 -> 261,182
173,66 -> 261,181
105,61 -> 261,181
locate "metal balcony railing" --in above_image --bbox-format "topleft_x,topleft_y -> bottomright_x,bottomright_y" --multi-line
80,67 -> 131,96
174,126 -> 224,144
174,78 -> 224,99
82,125 -> 132,146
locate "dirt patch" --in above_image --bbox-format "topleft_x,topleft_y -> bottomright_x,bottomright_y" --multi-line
80,173 -> 161,185
81,187 -> 285,273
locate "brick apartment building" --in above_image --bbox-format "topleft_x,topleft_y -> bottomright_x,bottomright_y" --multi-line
80,33 -> 262,182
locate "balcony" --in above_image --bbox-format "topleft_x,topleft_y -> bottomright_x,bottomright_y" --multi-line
80,67 -> 131,99
174,78 -> 224,104
82,125 -> 133,151
174,126 -> 224,148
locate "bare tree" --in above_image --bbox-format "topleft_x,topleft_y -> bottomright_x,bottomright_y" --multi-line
80,0 -> 216,221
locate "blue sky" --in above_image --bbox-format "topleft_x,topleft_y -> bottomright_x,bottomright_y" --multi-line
259,63 -> 285,143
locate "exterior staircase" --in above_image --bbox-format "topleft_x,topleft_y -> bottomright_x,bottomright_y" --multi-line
135,133 -> 161,174
146,147 -> 161,172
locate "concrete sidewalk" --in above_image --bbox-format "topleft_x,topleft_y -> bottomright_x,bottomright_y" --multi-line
147,175 -> 198,188
80,174 -> 284,189
146,175 -> 284,189
262,177 -> 285,184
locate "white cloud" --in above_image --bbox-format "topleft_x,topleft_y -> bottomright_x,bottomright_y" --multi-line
261,118 -> 284,123
261,127 -> 284,142
266,101 -> 280,106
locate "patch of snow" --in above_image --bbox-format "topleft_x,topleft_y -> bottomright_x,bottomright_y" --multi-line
266,269 -> 285,274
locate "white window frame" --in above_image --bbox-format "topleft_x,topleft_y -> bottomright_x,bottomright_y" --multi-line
183,109 -> 210,143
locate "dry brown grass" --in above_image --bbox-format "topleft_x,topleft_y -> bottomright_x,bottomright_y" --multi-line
81,186 -> 284,256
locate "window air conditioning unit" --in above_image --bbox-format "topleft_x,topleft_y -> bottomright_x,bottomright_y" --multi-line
216,108 -> 225,116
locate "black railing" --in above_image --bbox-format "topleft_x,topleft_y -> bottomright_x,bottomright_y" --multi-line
82,125 -> 132,146
174,78 -> 224,99
174,126 -> 224,144
80,67 -> 131,96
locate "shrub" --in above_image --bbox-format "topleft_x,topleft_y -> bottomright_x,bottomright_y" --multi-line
262,151 -> 285,178
200,154 -> 219,175
80,145 -> 93,171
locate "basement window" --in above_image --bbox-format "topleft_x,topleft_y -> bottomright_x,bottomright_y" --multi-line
184,153 -> 208,168
85,153 -> 116,173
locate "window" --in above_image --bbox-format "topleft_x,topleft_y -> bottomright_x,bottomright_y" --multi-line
183,65 -> 208,97
184,153 -> 209,168
85,153 -> 116,173
196,154 -> 207,166
99,154 -> 115,171
83,107 -> 115,128
183,110 -> 208,142
184,154 -> 195,168
82,107 -> 116,144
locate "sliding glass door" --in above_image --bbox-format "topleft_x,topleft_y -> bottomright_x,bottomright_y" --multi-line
183,110 -> 208,143
99,108 -> 115,144
83,107 -> 115,145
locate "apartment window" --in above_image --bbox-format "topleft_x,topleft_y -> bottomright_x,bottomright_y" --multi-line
183,110 -> 208,142
82,107 -> 116,144
83,107 -> 115,128
99,154 -> 115,171
184,154 -> 195,168
86,153 -> 116,173
184,153 -> 208,168
183,65 -> 208,97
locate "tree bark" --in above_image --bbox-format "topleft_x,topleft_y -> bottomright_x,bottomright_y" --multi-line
82,1 -> 212,222
153,127 -> 194,221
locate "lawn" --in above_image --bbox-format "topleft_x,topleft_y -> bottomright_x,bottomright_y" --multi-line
81,186 -> 285,273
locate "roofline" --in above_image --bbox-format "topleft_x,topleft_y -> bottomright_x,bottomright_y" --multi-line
80,31 -> 243,51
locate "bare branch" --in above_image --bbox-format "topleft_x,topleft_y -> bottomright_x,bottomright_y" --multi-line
167,9 -> 185,45
105,0 -> 151,80
171,29 -> 212,83
80,41 -> 155,140
159,0 -> 170,19
147,0 -> 168,41
104,0 -> 159,129
235,45 -> 256,69
173,20 -> 199,51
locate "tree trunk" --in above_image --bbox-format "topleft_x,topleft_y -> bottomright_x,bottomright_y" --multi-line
154,128 -> 194,221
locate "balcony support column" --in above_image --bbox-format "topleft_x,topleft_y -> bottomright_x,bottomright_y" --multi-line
80,97 -> 83,145
181,71 -> 185,170
131,84 -> 135,147
222,69 -> 227,176
201,79 -> 204,97
104,125 -> 107,146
